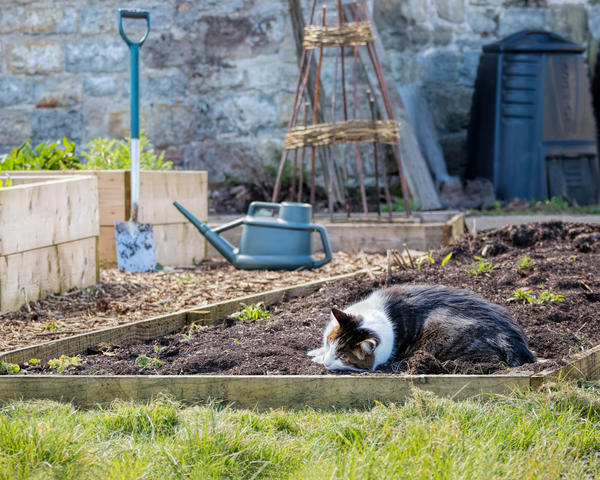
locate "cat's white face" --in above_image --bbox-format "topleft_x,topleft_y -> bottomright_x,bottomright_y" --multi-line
308,308 -> 379,371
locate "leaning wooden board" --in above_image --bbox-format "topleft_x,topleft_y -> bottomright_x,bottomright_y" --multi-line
2,170 -> 208,266
0,271 -> 597,409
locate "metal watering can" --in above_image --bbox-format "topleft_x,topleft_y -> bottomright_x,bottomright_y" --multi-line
173,201 -> 332,270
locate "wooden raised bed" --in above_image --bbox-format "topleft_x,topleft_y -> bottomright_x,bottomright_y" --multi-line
207,211 -> 465,258
0,271 -> 596,409
0,175 -> 99,312
3,170 -> 208,266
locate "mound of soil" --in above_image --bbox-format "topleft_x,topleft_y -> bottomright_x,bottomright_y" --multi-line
24,222 -> 600,376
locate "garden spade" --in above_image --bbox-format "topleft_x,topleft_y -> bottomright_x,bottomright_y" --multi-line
115,9 -> 156,272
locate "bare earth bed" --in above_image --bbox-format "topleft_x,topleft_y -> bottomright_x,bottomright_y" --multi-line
16,221 -> 600,376
0,252 -> 383,353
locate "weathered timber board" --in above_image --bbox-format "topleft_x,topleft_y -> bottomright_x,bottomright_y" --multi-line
0,176 -> 99,256
0,271 -> 365,365
0,237 -> 99,312
531,344 -> 600,387
0,374 -> 532,408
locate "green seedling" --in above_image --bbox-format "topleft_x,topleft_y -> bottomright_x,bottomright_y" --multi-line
177,273 -> 202,284
135,355 -> 164,370
28,358 -> 41,365
466,257 -> 498,275
230,302 -> 272,321
516,255 -> 533,270
43,322 -> 60,332
415,255 -> 435,270
180,323 -> 200,342
48,355 -> 82,373
153,344 -> 163,354
231,338 -> 242,346
0,360 -> 20,374
507,288 -> 565,304
441,252 -> 453,267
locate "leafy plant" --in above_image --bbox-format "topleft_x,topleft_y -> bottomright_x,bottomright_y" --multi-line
441,252 -> 453,267
415,255 -> 435,270
0,360 -> 20,374
1,137 -> 82,170
381,198 -> 421,213
230,302 -> 272,321
180,323 -> 200,342
48,355 -> 82,372
135,354 -> 164,370
507,288 -> 565,304
28,358 -> 41,365
466,257 -> 498,275
516,255 -> 533,270
43,322 -> 60,332
81,130 -> 172,170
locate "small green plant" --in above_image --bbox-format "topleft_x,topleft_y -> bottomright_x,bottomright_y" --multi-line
381,198 -> 421,213
415,255 -> 435,270
153,344 -> 162,354
231,338 -> 242,346
516,255 -> 533,270
466,257 -> 498,275
507,288 -> 565,304
48,355 -> 82,372
230,302 -> 273,321
28,358 -> 41,365
43,322 -> 60,332
1,137 -> 81,170
0,360 -> 20,374
135,355 -> 164,370
180,323 -> 200,342
177,273 -> 202,284
82,131 -> 172,170
441,252 -> 453,267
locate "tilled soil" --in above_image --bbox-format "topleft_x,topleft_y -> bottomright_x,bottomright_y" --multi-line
0,252 -> 384,353
21,221 -> 600,376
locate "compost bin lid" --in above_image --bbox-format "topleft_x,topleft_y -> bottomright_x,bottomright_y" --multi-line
483,30 -> 584,54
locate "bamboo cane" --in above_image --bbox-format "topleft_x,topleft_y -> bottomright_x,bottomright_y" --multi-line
298,101 -> 309,202
353,3 -> 369,219
367,89 -> 381,218
310,5 -> 326,208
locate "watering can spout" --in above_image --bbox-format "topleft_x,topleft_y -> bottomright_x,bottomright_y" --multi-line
172,201 -> 239,265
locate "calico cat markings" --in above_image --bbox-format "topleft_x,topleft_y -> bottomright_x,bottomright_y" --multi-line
308,284 -> 536,372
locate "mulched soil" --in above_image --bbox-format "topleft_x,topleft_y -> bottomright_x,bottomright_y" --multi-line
19,221 -> 600,376
0,252 -> 384,353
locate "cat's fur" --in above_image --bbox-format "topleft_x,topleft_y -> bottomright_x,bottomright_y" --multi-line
308,284 -> 536,371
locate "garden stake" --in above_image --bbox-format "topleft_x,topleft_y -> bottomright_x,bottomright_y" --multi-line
403,243 -> 415,269
352,3 -> 369,219
114,9 -> 156,272
368,89 -> 392,219
298,102 -> 309,202
291,149 -> 297,201
336,0 -> 349,122
310,5 -> 326,208
272,0 -> 317,202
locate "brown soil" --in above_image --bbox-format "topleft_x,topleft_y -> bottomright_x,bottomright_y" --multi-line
0,252 -> 385,353
20,221 -> 600,376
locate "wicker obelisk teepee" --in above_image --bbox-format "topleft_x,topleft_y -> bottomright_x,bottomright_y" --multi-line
273,1 -> 416,218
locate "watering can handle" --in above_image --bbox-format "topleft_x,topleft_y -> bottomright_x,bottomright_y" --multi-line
118,9 -> 150,47
247,202 -> 281,217
312,225 -> 332,268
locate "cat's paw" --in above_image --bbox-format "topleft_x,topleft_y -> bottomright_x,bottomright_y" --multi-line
307,346 -> 326,364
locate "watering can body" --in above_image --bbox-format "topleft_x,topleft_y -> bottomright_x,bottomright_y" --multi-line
173,201 -> 332,270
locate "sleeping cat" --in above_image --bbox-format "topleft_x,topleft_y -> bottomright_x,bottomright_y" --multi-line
308,284 -> 536,371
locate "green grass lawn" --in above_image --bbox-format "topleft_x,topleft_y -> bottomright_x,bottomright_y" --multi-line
1,381 -> 599,479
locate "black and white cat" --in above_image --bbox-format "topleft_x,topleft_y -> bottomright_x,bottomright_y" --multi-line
308,284 -> 536,371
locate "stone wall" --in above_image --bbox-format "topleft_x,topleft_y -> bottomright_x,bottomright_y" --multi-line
0,0 -> 599,182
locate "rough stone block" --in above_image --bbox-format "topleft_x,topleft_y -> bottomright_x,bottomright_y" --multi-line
124,3 -> 172,29
83,76 -> 119,97
498,8 -> 551,38
467,8 -> 497,34
83,100 -> 108,143
187,136 -> 259,182
551,5 -> 587,44
143,75 -> 187,99
54,8 -> 77,34
66,40 -> 128,73
7,42 -> 63,75
423,84 -> 473,133
434,0 -> 465,24
80,5 -> 115,34
459,50 -> 482,86
420,49 -> 461,83
0,77 -> 27,107
388,51 -> 423,84
439,131 -> 468,177
108,110 -> 129,139
0,108 -> 30,147
589,6 -> 600,41
148,103 -> 196,145
0,7 -> 72,34
33,78 -> 82,108
30,110 -> 83,144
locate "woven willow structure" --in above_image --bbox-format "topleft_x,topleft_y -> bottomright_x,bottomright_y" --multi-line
302,21 -> 374,48
284,120 -> 399,149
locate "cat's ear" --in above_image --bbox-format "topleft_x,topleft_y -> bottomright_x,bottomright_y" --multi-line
331,308 -> 358,329
354,338 -> 378,360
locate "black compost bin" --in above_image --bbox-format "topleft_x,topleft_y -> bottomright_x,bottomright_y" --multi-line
467,30 -> 600,205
